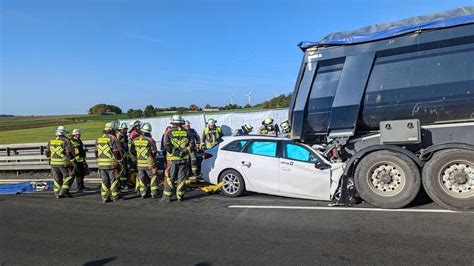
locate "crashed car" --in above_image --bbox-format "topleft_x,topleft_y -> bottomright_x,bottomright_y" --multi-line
200,136 -> 345,201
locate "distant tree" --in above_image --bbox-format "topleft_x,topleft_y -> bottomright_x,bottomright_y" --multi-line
127,109 -> 144,118
256,93 -> 292,109
89,104 -> 122,115
144,105 -> 156,117
177,107 -> 186,114
261,101 -> 271,109
244,103 -> 252,108
189,104 -> 201,111
204,104 -> 212,109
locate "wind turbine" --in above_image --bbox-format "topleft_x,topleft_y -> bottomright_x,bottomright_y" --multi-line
228,95 -> 234,105
244,91 -> 252,106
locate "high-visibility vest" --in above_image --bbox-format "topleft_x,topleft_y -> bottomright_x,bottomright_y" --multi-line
71,139 -> 85,163
166,128 -> 190,161
204,127 -> 222,148
260,126 -> 276,135
96,134 -> 118,168
133,136 -> 154,168
48,137 -> 71,166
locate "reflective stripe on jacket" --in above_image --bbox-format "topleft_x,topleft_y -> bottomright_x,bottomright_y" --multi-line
203,127 -> 223,149
48,136 -> 72,166
71,138 -> 86,163
133,135 -> 156,168
96,134 -> 118,168
164,127 -> 191,161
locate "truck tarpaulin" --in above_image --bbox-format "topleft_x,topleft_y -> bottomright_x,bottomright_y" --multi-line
298,6 -> 474,50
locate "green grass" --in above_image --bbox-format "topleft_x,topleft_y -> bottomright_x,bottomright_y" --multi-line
0,108 -> 268,144
0,121 -> 105,144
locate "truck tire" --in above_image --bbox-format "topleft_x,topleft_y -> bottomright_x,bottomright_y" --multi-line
219,169 -> 245,197
354,150 -> 421,209
422,149 -> 474,211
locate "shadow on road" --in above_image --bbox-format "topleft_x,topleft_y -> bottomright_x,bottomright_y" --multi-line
83,256 -> 116,266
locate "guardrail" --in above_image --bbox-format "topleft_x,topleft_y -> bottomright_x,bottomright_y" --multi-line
0,141 -> 98,171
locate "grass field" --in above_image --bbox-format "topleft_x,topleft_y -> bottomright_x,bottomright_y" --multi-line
0,114 -> 127,144
0,108 -> 266,144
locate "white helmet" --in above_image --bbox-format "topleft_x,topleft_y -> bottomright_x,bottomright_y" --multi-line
119,122 -> 128,130
55,126 -> 68,136
242,124 -> 253,132
171,114 -> 185,124
280,120 -> 290,130
263,118 -> 274,125
110,121 -> 119,130
207,118 -> 216,126
72,129 -> 82,135
141,122 -> 152,133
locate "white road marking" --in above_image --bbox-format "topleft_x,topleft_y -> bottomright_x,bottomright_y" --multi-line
228,205 -> 469,214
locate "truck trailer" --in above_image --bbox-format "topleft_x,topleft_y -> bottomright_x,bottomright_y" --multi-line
289,7 -> 474,210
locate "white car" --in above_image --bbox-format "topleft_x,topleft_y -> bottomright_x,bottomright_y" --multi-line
200,136 -> 345,201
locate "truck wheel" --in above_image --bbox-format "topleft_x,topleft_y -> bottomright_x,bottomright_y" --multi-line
422,149 -> 474,211
354,150 -> 420,209
219,169 -> 245,197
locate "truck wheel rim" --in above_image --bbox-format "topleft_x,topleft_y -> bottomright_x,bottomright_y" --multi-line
439,161 -> 474,199
222,173 -> 240,194
368,162 -> 406,197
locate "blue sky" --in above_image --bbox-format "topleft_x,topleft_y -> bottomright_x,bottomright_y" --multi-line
1,0 -> 473,115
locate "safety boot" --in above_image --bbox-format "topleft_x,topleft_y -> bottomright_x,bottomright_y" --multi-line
160,197 -> 170,203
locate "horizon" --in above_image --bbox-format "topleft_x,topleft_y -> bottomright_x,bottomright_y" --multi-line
1,0 -> 473,115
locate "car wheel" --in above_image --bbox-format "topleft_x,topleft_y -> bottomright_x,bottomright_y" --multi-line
354,150 -> 421,209
422,149 -> 474,211
219,169 -> 245,197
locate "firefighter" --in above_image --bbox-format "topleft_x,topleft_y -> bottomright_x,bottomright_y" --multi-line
258,118 -> 277,135
201,118 -> 223,150
161,115 -> 195,202
128,120 -> 141,193
117,122 -> 131,190
45,126 -> 75,198
130,122 -> 160,198
280,120 -> 291,135
183,120 -> 200,177
232,124 -> 253,136
96,122 -> 123,203
71,129 -> 88,193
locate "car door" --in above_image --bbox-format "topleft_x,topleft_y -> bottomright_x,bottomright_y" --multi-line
238,139 -> 280,193
278,141 -> 331,200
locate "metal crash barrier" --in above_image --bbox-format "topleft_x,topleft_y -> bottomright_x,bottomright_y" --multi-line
0,141 -> 98,172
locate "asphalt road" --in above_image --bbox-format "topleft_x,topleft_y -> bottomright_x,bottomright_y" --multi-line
1,188 -> 473,265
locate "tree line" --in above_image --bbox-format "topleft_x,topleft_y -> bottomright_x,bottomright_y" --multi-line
88,93 -> 293,119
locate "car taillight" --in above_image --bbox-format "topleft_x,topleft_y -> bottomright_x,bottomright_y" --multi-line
203,153 -> 213,160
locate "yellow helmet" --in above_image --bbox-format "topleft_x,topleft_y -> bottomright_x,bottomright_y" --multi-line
104,122 -> 113,131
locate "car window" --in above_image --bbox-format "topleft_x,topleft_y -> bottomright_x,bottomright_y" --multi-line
222,140 -> 249,152
283,143 -> 319,163
245,141 -> 277,157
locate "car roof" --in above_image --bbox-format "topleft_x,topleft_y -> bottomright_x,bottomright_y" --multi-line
223,135 -> 287,142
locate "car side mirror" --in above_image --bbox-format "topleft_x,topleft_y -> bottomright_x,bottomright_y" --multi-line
315,160 -> 330,170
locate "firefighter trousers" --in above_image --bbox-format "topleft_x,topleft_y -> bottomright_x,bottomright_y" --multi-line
51,166 -> 74,197
75,162 -> 86,190
99,168 -> 121,201
163,160 -> 188,200
137,168 -> 159,197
